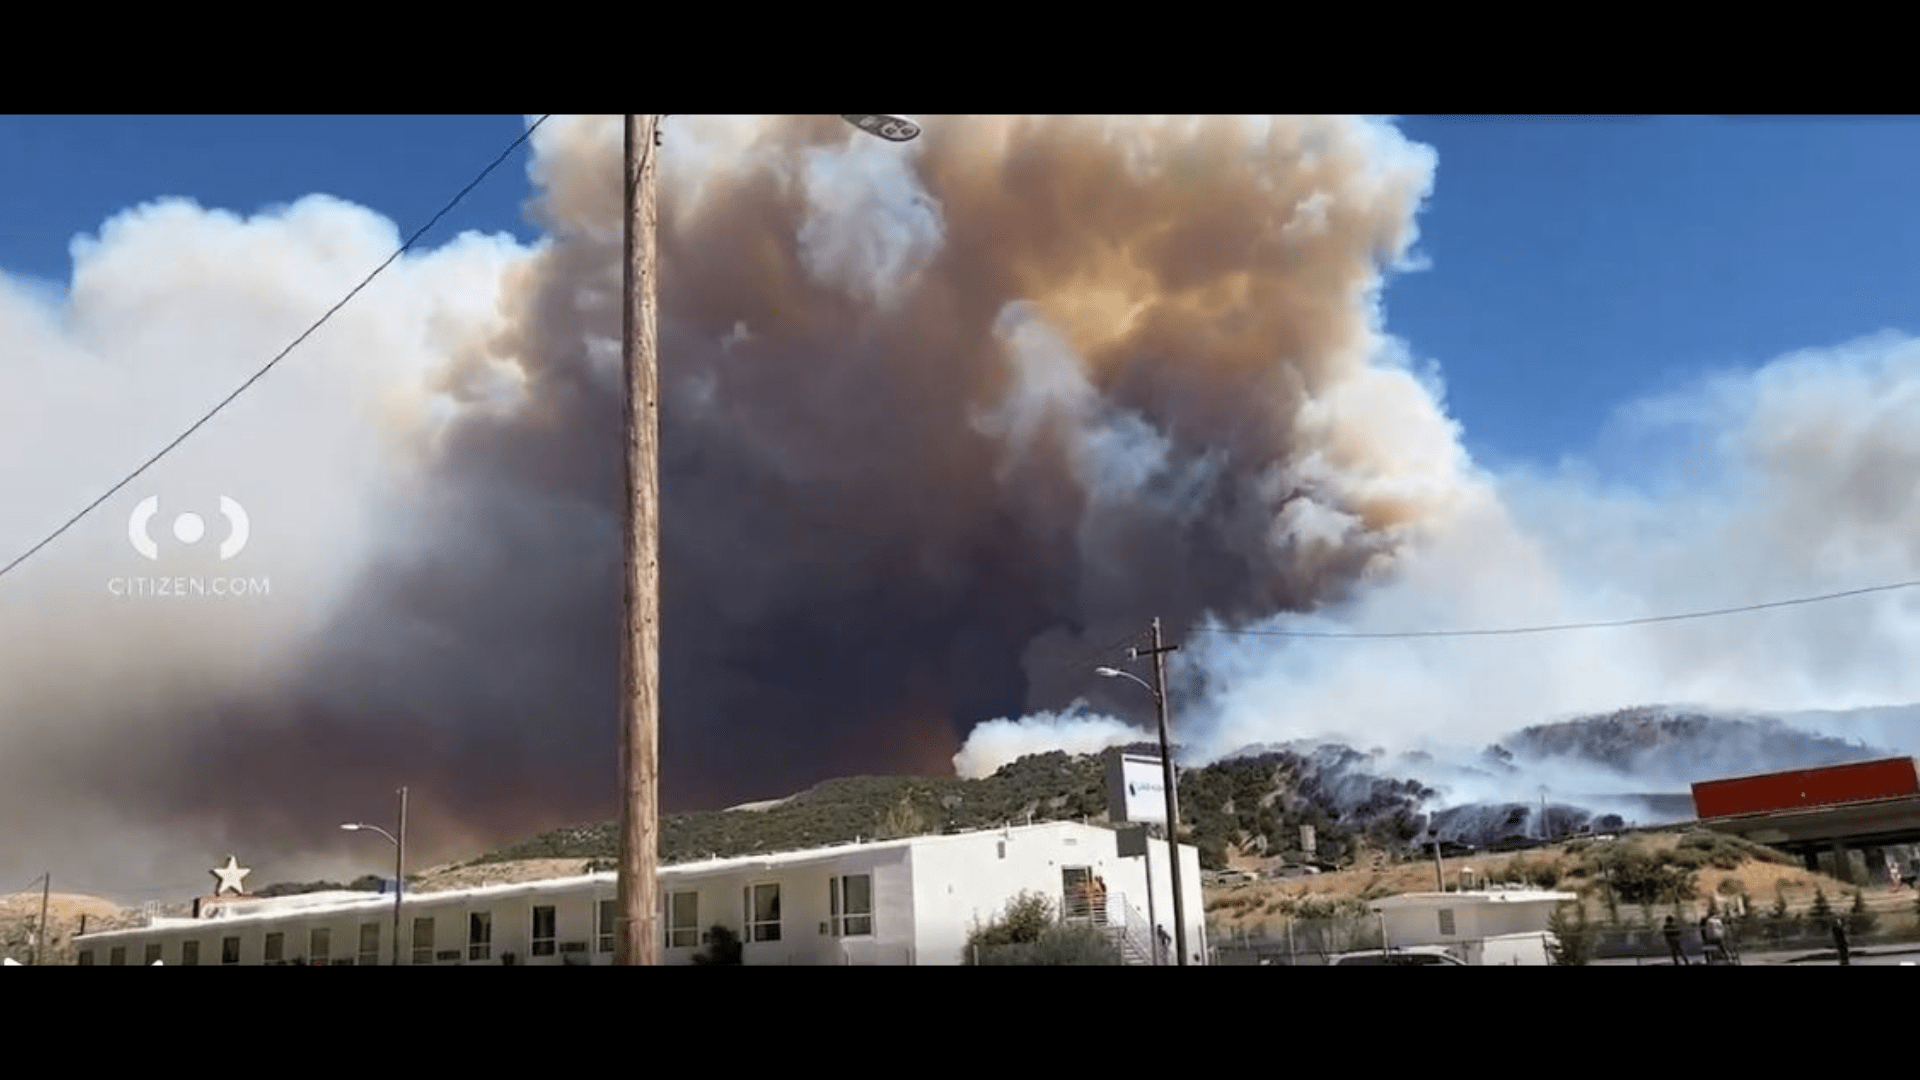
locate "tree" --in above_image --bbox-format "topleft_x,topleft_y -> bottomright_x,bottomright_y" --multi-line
1848,888 -> 1879,937
1767,885 -> 1794,946
1548,902 -> 1592,966
1809,886 -> 1833,922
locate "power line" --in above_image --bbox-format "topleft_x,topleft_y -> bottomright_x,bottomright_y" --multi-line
1186,577 -> 1920,640
1037,629 -> 1144,685
0,114 -> 554,587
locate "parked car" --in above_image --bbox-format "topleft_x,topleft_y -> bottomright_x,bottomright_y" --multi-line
1329,946 -> 1467,966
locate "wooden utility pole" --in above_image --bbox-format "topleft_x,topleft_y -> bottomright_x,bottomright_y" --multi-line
616,113 -> 663,967
393,785 -> 407,967
34,872 -> 49,966
1139,618 -> 1189,966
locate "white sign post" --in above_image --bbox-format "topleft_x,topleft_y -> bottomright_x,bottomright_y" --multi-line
1108,753 -> 1169,964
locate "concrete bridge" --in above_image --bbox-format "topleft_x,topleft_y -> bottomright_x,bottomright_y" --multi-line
1695,795 -> 1920,886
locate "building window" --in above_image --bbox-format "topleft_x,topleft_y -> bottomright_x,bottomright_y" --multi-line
743,883 -> 781,943
76,950 -> 93,966
411,918 -> 434,965
469,911 -> 492,961
1438,909 -> 1456,936
309,929 -> 330,965
666,891 -> 698,948
531,905 -> 557,957
264,932 -> 284,964
109,946 -> 126,966
830,874 -> 873,937
597,899 -> 616,953
144,943 -> 162,966
359,922 -> 381,965
181,940 -> 200,966
222,936 -> 241,965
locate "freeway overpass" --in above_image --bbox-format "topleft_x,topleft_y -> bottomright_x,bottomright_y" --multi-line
1695,794 -> 1920,885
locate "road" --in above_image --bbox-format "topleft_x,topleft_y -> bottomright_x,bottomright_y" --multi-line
1592,947 -> 1920,966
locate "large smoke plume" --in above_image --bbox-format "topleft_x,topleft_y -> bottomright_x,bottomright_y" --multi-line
3,115 -> 1918,898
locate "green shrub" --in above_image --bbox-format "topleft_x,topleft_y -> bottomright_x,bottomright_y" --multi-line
1547,902 -> 1592,966
967,891 -> 1055,951
970,924 -> 1123,966
690,925 -> 742,965
1848,888 -> 1879,936
1592,847 -> 1697,907
1810,887 -> 1833,921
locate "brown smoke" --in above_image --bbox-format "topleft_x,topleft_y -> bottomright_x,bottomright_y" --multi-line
1,115 -> 1463,886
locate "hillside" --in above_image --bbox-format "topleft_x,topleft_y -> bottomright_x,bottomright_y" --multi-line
457,705 -> 1916,873
462,743 -> 1458,874
11,705 -> 1912,962
1206,828 -> 1920,954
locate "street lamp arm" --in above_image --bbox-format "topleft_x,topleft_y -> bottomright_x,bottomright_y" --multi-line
1094,666 -> 1160,702
342,823 -> 398,847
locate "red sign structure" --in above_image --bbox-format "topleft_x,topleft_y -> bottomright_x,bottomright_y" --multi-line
1691,757 -> 1920,820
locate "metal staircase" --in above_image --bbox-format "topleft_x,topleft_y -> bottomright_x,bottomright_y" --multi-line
1063,889 -> 1161,966
1104,894 -> 1163,966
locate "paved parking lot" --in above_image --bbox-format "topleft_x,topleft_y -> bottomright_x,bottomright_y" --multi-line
1593,947 -> 1920,966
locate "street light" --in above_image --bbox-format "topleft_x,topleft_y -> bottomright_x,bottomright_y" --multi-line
615,112 -> 921,966
1094,666 -> 1154,696
341,785 -> 408,966
1094,618 -> 1192,967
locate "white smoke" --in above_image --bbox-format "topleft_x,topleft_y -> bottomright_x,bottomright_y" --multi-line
0,184 -> 536,892
956,311 -> 1920,786
9,114 -> 1920,895
953,708 -> 1152,780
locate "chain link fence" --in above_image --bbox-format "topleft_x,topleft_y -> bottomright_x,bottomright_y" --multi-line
1209,915 -> 1386,966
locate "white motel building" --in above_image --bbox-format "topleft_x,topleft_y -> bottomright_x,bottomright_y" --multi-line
70,820 -> 1208,966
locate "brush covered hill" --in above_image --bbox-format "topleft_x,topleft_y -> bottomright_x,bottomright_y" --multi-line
1501,706 -> 1886,782
466,704 -> 1911,876
464,743 -> 1443,873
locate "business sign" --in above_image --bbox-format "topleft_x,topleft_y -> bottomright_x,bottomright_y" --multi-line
1107,753 -> 1168,826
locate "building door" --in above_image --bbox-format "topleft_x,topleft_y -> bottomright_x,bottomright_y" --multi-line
1062,866 -> 1094,924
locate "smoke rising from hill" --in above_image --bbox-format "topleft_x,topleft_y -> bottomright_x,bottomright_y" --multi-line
958,330 -> 1920,811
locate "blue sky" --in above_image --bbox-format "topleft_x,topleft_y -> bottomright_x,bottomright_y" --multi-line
6,114 -> 1920,480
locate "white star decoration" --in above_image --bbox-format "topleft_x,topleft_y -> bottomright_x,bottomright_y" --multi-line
211,855 -> 251,896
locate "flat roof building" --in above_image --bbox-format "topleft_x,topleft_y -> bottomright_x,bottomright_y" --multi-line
71,820 -> 1207,966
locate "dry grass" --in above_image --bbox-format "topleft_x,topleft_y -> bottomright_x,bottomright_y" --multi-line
0,891 -> 130,964
407,858 -> 601,893
1203,830 -> 1920,940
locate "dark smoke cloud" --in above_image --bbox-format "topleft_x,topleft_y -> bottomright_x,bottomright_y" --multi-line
11,116 -> 1920,898
0,115 -> 1458,891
